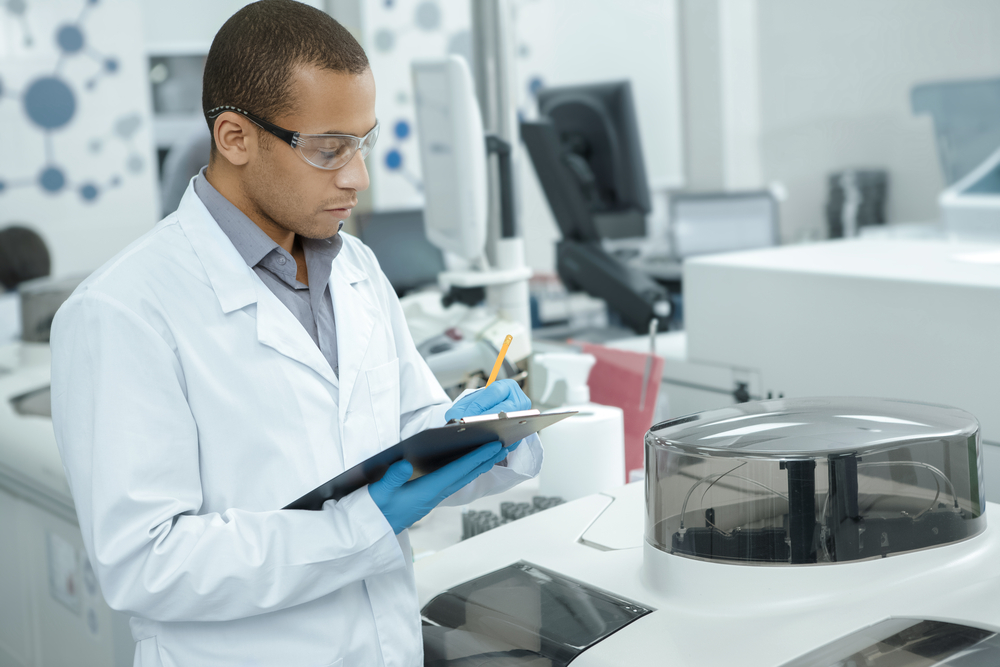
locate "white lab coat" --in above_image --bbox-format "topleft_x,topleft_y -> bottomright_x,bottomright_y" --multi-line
49,182 -> 542,667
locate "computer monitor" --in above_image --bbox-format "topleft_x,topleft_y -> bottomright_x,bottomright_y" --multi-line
411,56 -> 488,262
534,80 -> 651,240
355,209 -> 445,296
520,80 -> 671,335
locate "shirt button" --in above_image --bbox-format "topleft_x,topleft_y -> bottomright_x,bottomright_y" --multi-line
278,256 -> 286,265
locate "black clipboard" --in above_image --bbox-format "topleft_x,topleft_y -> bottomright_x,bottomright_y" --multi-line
283,409 -> 577,511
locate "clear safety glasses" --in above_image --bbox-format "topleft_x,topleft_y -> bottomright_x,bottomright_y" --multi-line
207,105 -> 380,171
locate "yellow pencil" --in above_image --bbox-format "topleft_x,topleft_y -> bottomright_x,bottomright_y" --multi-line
485,335 -> 513,387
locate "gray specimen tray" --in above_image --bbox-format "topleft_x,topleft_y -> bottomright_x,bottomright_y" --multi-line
284,410 -> 576,511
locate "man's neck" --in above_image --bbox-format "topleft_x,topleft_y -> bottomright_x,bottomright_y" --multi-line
205,162 -> 297,255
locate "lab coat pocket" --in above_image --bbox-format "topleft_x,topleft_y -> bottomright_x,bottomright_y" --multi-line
367,357 -> 401,449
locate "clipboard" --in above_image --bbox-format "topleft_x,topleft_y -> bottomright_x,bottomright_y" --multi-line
283,409 -> 577,511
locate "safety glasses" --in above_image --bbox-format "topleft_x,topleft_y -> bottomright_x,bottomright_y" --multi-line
207,105 -> 379,171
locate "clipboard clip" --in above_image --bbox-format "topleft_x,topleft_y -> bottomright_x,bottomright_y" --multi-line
447,409 -> 542,425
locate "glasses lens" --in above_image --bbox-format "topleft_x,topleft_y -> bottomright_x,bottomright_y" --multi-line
298,136 -> 358,170
295,123 -> 380,170
359,123 -> 380,159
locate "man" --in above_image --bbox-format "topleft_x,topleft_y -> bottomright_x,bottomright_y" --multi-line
49,2 -> 542,666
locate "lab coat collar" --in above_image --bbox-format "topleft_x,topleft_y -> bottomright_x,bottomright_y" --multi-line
174,180 -> 377,391
175,182 -> 258,315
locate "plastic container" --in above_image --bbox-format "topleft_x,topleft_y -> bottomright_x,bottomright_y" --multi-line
535,353 -> 625,500
645,397 -> 985,565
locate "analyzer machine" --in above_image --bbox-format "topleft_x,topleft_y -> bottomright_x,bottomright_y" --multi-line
416,397 -> 1000,666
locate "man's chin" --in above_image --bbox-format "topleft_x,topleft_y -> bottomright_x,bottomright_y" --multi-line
298,217 -> 344,240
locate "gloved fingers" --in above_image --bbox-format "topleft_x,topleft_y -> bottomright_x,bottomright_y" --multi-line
419,442 -> 503,491
446,380 -> 529,420
439,454 -> 503,498
369,459 -> 414,508
489,397 -> 530,415
505,438 -> 523,453
381,459 -> 414,488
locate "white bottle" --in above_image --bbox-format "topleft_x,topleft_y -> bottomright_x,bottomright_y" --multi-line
534,353 -> 625,501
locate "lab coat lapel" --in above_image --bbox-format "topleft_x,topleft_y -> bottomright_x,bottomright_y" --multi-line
175,181 -> 339,387
254,282 -> 339,388
330,251 -> 376,431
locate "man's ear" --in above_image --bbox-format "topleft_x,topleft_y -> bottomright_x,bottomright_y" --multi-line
212,112 -> 254,167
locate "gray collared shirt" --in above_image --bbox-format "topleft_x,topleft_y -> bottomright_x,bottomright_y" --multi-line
194,168 -> 341,377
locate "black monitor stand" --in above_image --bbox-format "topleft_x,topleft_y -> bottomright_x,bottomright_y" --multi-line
521,119 -> 669,334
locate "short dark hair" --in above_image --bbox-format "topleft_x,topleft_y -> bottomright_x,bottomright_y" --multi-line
202,0 -> 369,148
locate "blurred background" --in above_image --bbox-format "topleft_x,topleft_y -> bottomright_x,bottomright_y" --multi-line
2,0 -> 999,284
4,3 -> 1000,665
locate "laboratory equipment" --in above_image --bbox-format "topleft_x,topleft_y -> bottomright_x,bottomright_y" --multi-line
912,77 -> 1000,186
415,397 -> 1000,666
679,237 -> 1000,483
355,209 -> 445,296
410,56 -> 533,389
669,190 -> 779,258
911,77 -> 1000,237
825,170 -> 888,238
939,143 -> 1000,236
411,56 -> 532,332
533,353 -> 624,501
0,226 -> 50,291
0,342 -> 134,666
521,81 -> 670,334
18,274 -> 86,343
535,82 -> 652,240
411,57 -> 489,263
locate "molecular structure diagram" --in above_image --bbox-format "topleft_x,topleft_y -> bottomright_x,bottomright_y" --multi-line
372,0 -> 473,191
0,0 -> 145,204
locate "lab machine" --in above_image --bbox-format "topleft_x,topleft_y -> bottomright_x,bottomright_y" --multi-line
0,341 -> 133,667
521,81 -> 671,334
409,56 -> 534,392
416,397 -> 1000,666
682,237 -> 1000,481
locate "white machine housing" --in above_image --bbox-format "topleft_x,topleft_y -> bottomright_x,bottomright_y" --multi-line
0,343 -> 133,666
619,238 -> 1000,487
415,398 -> 1000,665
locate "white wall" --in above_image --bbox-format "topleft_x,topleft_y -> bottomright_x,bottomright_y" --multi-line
755,0 -> 1000,241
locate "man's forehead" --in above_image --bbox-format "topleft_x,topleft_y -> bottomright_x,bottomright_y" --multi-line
286,65 -> 376,135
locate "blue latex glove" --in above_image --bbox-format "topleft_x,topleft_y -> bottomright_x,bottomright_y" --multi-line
369,442 -> 508,534
445,379 -> 532,454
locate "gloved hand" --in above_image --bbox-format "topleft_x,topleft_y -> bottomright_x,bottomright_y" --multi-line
445,379 -> 532,454
369,442 -> 509,534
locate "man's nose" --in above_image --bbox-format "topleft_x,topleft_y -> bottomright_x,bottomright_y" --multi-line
334,150 -> 370,192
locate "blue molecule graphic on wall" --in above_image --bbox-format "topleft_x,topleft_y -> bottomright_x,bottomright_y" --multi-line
394,120 -> 410,140
56,24 -> 84,53
1,0 -> 142,203
40,166 -> 67,193
24,77 -> 76,129
385,149 -> 403,170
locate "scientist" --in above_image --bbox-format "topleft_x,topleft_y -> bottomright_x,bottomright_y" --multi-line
49,2 -> 542,666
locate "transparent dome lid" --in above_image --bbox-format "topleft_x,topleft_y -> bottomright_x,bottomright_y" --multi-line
645,398 -> 985,565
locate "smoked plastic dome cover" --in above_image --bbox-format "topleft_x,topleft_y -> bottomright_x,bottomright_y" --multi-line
644,397 -> 985,565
